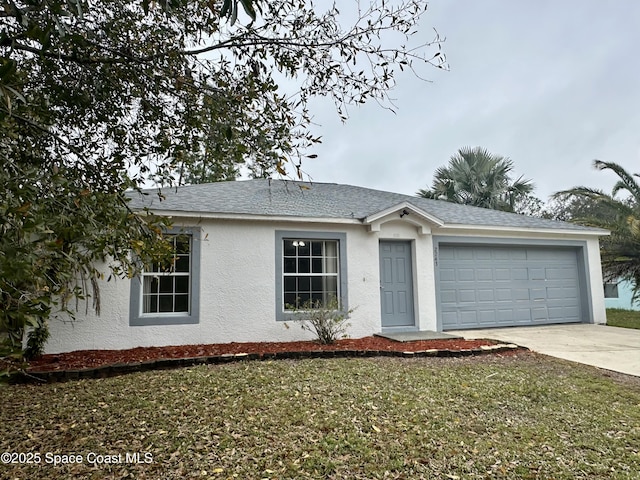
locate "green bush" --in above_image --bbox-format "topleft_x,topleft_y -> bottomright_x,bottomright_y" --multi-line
291,297 -> 353,344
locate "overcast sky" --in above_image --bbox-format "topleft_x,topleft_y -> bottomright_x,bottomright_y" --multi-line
291,0 -> 640,201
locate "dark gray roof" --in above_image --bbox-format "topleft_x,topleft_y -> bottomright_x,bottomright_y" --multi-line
127,179 -> 605,233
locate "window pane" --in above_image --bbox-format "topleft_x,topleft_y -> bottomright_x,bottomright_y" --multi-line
325,241 -> 337,257
298,277 -> 310,291
298,242 -> 310,256
604,283 -> 619,298
174,236 -> 190,254
325,276 -> 338,295
284,257 -> 296,273
174,294 -> 189,312
298,292 -> 311,305
284,293 -> 297,309
175,276 -> 189,294
311,258 -> 323,273
143,276 -> 159,294
326,257 -> 338,274
311,276 -> 323,291
284,277 -> 296,292
159,295 -> 173,312
143,294 -> 158,313
284,240 -> 296,256
311,241 -> 323,256
175,254 -> 190,273
159,276 -> 174,293
298,258 -> 310,273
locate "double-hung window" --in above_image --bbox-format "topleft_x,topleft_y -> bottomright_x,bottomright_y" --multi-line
142,234 -> 191,314
130,228 -> 201,326
283,239 -> 339,309
275,231 -> 347,320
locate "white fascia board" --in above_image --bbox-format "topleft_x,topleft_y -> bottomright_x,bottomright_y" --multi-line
437,224 -> 610,237
364,201 -> 444,227
136,209 -> 362,225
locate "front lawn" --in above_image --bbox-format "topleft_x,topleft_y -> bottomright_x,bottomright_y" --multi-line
2,354 -> 639,479
607,308 -> 640,330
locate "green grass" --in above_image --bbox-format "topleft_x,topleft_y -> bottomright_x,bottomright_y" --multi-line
607,308 -> 640,330
2,354 -> 640,479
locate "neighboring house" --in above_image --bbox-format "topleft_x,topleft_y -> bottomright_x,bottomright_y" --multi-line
604,279 -> 640,311
46,179 -> 609,354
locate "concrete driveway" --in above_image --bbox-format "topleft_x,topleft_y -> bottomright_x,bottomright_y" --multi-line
454,324 -> 640,377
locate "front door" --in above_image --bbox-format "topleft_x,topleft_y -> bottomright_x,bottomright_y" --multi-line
379,241 -> 415,328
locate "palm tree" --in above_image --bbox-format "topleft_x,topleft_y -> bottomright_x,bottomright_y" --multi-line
417,147 -> 534,212
555,160 -> 640,304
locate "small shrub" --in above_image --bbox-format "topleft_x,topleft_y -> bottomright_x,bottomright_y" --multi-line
291,297 -> 353,344
24,321 -> 50,360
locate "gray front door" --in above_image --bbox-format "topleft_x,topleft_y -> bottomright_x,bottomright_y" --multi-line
379,241 -> 415,328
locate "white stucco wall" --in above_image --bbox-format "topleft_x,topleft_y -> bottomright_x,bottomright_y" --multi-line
45,219 -> 388,354
45,216 -> 607,354
585,237 -> 607,324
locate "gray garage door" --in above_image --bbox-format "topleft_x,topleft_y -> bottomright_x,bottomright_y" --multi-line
438,245 -> 583,330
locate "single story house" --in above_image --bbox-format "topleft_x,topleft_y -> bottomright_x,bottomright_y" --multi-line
46,179 -> 609,354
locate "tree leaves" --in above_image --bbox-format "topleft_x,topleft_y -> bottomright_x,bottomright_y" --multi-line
1,0 -> 447,364
555,160 -> 640,304
417,146 -> 534,212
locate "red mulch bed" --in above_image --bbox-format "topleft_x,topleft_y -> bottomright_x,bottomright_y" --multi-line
28,337 -> 500,372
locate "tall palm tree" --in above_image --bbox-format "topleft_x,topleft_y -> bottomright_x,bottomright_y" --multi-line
417,147 -> 533,212
555,160 -> 640,304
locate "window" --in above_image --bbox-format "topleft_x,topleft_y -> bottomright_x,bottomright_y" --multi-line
275,231 -> 347,321
142,235 -> 191,314
604,282 -> 619,299
130,228 -> 201,326
283,239 -> 339,309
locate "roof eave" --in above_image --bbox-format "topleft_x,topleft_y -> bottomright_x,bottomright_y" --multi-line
438,224 -> 610,237
135,209 -> 363,225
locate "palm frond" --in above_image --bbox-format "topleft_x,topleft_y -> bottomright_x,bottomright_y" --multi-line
594,159 -> 640,203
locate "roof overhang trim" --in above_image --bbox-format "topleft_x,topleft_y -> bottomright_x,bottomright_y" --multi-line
363,201 -> 444,235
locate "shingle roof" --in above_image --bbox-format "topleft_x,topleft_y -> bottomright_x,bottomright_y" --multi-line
127,179 -> 605,233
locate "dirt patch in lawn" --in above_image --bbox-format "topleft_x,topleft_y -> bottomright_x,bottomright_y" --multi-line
28,337 -> 501,372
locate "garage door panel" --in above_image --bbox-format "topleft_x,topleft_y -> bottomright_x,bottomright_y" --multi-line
456,249 -> 474,260
440,268 -> 455,282
439,245 -> 582,330
513,289 -> 530,301
546,267 -> 578,280
459,311 -> 478,325
459,289 -> 476,303
548,306 -> 567,320
478,310 -> 497,323
457,269 -> 475,281
513,309 -> 532,322
494,269 -> 511,281
531,288 -> 546,301
475,249 -> 493,260
477,289 -> 494,302
531,307 -> 549,321
496,288 -> 512,301
476,269 -> 493,281
512,268 -> 528,281
441,311 -> 458,325
529,268 -> 545,280
440,289 -> 457,304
